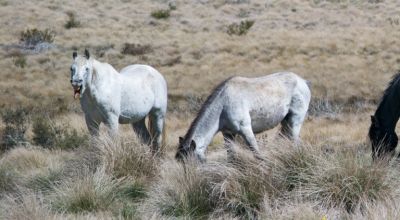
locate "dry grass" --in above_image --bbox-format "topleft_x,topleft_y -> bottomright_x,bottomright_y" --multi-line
1,0 -> 400,219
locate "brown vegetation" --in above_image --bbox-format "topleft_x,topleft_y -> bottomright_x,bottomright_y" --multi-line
1,0 -> 400,219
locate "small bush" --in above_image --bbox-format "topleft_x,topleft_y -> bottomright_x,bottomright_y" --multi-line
64,11 -> 80,29
227,20 -> 254,36
20,28 -> 55,46
1,108 -> 29,150
121,43 -> 152,56
13,55 -> 27,68
32,116 -> 88,150
151,9 -> 170,19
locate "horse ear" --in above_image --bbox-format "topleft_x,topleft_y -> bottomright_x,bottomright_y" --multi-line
73,51 -> 77,59
190,140 -> 196,151
84,48 -> 90,59
179,137 -> 184,144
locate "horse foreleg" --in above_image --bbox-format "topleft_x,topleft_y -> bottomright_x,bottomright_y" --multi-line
132,118 -> 151,145
105,114 -> 119,137
238,125 -> 264,161
85,115 -> 100,137
223,132 -> 236,161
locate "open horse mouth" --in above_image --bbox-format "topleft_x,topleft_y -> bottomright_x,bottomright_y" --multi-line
73,85 -> 82,99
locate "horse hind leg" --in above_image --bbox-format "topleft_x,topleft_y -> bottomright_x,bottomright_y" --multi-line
132,118 -> 151,145
280,110 -> 306,143
148,109 -> 165,154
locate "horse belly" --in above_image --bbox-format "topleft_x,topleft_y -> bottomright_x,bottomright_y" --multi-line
250,108 -> 288,133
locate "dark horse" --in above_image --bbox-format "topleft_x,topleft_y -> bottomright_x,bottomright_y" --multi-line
369,71 -> 400,160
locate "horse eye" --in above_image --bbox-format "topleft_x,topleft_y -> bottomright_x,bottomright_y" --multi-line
85,67 -> 89,72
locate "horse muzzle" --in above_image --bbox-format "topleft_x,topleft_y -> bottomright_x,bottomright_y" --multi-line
71,84 -> 82,99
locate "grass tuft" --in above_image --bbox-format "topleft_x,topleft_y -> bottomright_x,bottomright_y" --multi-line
51,168 -> 122,213
151,9 -> 170,19
227,20 -> 254,35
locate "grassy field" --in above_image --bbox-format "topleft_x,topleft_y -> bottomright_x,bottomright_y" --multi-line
1,0 -> 400,219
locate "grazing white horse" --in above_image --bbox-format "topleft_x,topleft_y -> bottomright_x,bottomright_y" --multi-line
176,72 -> 311,162
70,49 -> 167,152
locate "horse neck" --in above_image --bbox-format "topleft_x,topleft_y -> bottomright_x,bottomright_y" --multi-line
183,101 -> 223,151
88,59 -> 118,91
374,86 -> 400,131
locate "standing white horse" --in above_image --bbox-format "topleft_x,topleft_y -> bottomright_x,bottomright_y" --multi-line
176,72 -> 311,162
70,49 -> 167,152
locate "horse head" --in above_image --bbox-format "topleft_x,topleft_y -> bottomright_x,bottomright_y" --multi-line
369,115 -> 398,160
70,49 -> 93,99
175,137 -> 196,162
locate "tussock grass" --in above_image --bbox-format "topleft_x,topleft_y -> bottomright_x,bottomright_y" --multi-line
95,134 -> 159,181
0,192 -> 54,220
1,147 -> 49,173
141,161 -> 217,219
303,149 -> 397,212
51,168 -> 122,213
140,140 -> 400,219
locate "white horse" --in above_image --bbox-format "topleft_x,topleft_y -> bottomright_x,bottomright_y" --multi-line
70,49 -> 167,152
176,72 -> 311,162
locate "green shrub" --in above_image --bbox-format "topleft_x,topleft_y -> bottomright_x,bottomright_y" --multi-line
13,55 -> 26,68
121,43 -> 152,56
20,28 -> 55,46
1,108 -> 29,150
151,9 -> 170,19
64,11 -> 80,29
227,20 -> 254,36
32,116 -> 88,150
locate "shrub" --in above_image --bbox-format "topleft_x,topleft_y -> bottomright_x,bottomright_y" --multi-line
1,108 -> 29,150
64,11 -> 80,29
227,20 -> 254,36
32,116 -> 88,150
121,43 -> 152,56
151,9 -> 170,19
20,28 -> 55,46
13,54 -> 27,68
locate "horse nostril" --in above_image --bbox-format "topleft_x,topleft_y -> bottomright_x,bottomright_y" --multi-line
78,79 -> 83,83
